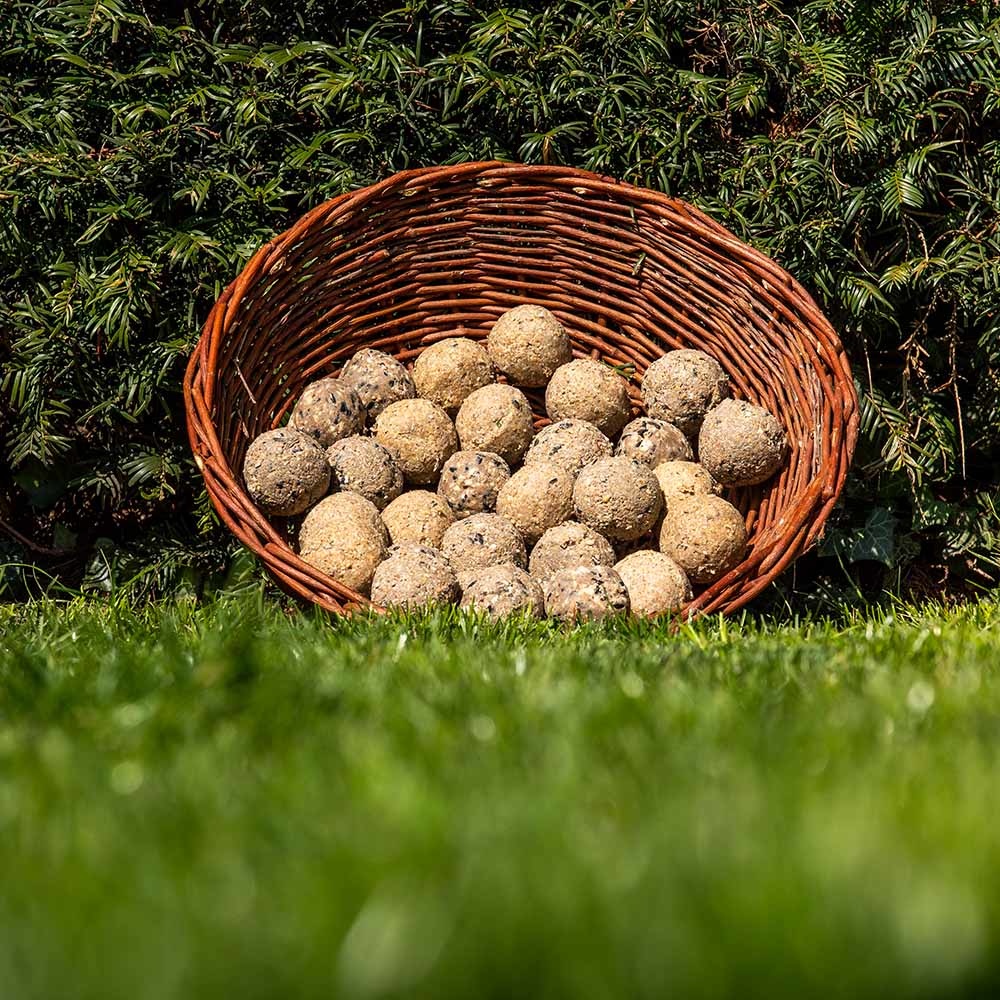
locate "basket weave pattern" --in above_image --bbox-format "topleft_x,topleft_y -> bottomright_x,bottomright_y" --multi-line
185,162 -> 858,616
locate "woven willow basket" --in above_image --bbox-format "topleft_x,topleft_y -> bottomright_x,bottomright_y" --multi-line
185,162 -> 858,616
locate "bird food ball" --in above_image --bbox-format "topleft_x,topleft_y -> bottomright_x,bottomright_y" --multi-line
298,492 -> 388,595
290,378 -> 365,446
698,398 -> 788,487
543,565 -> 630,622
370,543 -> 460,609
381,490 -> 455,549
615,417 -> 693,467
326,436 -> 403,510
441,513 -> 526,583
455,384 -> 534,466
437,451 -> 511,519
573,457 -> 663,542
374,398 -> 458,485
412,337 -> 494,412
495,462 -> 575,546
243,428 -> 330,517
486,304 -> 572,387
528,521 -> 616,583
641,349 -> 731,436
338,348 -> 415,421
614,550 -> 692,617
460,563 -> 545,620
658,494 -> 748,585
653,461 -> 720,502
545,359 -> 632,438
523,419 -> 612,472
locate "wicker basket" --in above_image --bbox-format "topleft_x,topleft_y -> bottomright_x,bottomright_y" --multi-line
185,162 -> 858,616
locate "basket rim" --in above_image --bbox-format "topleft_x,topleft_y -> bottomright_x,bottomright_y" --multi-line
185,161 -> 859,618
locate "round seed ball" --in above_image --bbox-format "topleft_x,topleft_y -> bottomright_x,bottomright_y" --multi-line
339,348 -> 416,421
290,378 -> 365,446
326,436 -> 403,510
698,398 -> 789,487
495,462 -> 575,546
545,359 -> 632,438
460,564 -> 545,620
412,337 -> 494,413
370,543 -> 460,609
298,493 -> 388,595
437,451 -> 511,519
242,428 -> 330,517
486,304 -> 572,387
381,490 -> 455,549
455,384 -> 534,466
658,494 -> 748,585
641,349 -> 731,436
615,417 -> 693,467
543,565 -> 630,622
653,461 -> 720,501
523,419 -> 612,472
573,457 -> 663,542
374,398 -> 458,486
528,521 -> 616,583
441,513 -> 526,584
614,550 -> 692,617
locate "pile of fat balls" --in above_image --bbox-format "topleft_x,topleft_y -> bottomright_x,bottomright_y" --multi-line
243,305 -> 788,621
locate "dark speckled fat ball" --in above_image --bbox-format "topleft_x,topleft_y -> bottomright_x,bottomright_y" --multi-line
542,565 -> 630,621
338,349 -> 416,422
242,428 -> 330,517
289,378 -> 366,446
440,513 -> 527,585
641,349 -> 731,436
460,563 -> 545,619
437,451 -> 511,519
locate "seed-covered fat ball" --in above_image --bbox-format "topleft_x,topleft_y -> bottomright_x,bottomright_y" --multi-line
412,337 -> 494,412
698,398 -> 788,487
370,543 -> 460,609
381,490 -> 455,549
455,384 -> 535,466
523,419 -> 612,472
243,428 -> 330,517
326,436 -> 403,510
614,550 -> 692,617
545,359 -> 632,438
289,378 -> 365,446
641,349 -> 731,436
338,348 -> 416,421
573,457 -> 663,542
543,565 -> 630,622
374,398 -> 458,486
653,460 -> 720,501
615,417 -> 693,467
441,513 -> 527,584
528,521 -> 616,583
460,563 -> 545,620
486,304 -> 573,387
495,462 -> 575,545
437,451 -> 511,519
298,492 -> 388,595
658,494 -> 748,585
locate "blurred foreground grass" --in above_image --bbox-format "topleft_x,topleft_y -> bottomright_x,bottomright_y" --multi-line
1,597 -> 999,998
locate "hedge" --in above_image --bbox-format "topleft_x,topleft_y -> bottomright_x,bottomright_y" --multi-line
2,0 -> 999,600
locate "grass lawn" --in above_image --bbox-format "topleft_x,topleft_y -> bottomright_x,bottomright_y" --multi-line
1,596 -> 999,998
